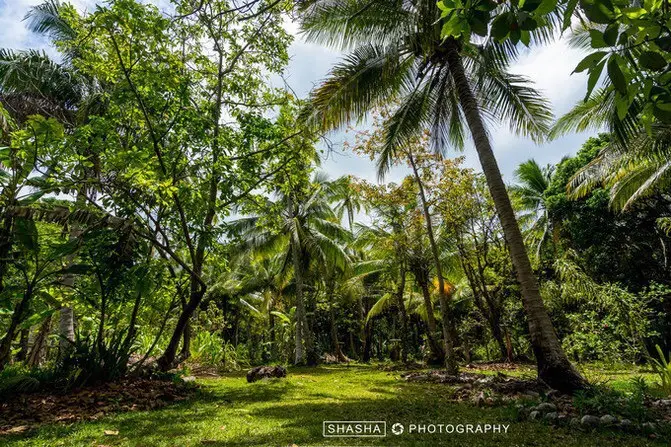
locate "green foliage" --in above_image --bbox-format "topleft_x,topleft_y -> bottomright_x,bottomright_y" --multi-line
568,0 -> 671,137
437,0 -> 558,46
544,252 -> 656,362
0,364 -> 49,398
55,331 -> 136,388
649,344 -> 671,395
190,332 -> 226,368
573,383 -> 650,422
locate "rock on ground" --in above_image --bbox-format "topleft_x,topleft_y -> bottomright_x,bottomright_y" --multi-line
246,366 -> 287,383
581,415 -> 600,427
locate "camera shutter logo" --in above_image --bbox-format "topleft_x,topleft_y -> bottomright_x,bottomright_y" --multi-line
391,423 -> 404,435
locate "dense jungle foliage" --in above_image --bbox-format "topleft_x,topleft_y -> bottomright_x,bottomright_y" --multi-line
1,0 -> 670,406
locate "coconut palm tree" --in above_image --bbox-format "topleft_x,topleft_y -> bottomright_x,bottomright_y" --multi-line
298,0 -> 585,391
0,1 -> 102,124
230,173 -> 351,365
566,125 -> 671,213
511,159 -> 558,258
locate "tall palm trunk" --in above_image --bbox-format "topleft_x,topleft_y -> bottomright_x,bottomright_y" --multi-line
291,237 -> 307,364
327,279 -> 346,362
445,40 -> 585,392
408,150 -> 458,374
395,263 -> 410,362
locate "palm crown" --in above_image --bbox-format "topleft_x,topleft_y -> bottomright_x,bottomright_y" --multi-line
299,0 -> 552,174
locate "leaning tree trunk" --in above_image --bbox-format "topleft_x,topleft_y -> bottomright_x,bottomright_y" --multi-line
445,40 -> 585,393
415,272 -> 445,364
157,280 -> 204,371
0,285 -> 32,371
408,151 -> 458,374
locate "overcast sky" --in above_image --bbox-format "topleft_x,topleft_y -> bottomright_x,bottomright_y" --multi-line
0,0 -> 597,185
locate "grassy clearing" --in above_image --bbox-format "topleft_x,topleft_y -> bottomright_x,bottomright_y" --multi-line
3,364 -> 666,447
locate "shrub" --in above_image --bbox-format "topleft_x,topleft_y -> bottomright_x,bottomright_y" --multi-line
650,345 -> 671,396
190,332 -> 225,367
55,331 -> 135,389
0,364 -> 50,398
573,383 -> 650,422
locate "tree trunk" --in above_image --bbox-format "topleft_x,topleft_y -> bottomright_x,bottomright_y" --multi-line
328,285 -> 346,362
358,295 -> 367,361
490,318 -> 509,361
291,237 -> 307,365
180,319 -> 191,360
363,317 -> 373,362
0,285 -> 32,371
157,47 -> 226,372
269,309 -> 277,361
416,274 -> 445,364
0,212 -> 14,294
16,328 -> 29,362
58,306 -> 75,353
157,285 -> 203,370
445,40 -> 585,392
395,264 -> 410,363
27,315 -> 51,367
349,330 -> 357,360
461,253 -> 508,361
408,151 -> 458,374
59,193 -> 85,356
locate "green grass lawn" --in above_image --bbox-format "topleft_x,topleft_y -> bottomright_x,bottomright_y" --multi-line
3,364 -> 665,447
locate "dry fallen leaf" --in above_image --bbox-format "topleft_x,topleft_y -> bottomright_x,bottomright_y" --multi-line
103,429 -> 119,436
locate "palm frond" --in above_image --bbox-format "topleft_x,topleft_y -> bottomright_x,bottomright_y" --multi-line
306,44 -> 414,131
24,0 -> 76,42
366,292 -> 392,323
299,0 -> 413,50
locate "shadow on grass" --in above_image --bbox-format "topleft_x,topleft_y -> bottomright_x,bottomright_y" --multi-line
4,366 -> 667,447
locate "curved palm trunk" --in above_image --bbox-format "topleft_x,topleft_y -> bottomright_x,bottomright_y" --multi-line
408,151 -> 459,374
445,40 -> 585,392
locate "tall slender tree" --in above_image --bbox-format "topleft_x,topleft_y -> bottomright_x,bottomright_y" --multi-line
231,173 -> 351,364
299,0 -> 585,391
